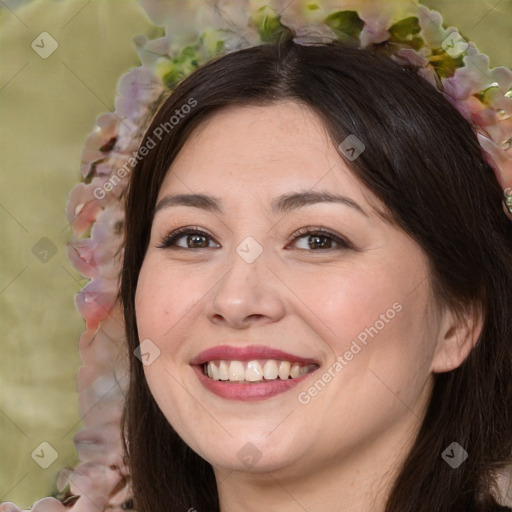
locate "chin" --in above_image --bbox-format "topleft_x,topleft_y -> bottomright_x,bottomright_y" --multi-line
188,431 -> 309,474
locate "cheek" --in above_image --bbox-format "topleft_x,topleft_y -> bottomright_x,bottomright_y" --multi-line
299,259 -> 435,389
135,258 -> 204,342
135,259 -> 206,433
290,260 -> 421,347
295,267 -> 435,445
341,280 -> 434,407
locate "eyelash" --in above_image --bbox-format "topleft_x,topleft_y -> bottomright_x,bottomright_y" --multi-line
156,225 -> 353,251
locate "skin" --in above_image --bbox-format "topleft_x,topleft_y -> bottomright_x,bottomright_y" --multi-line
135,101 -> 482,512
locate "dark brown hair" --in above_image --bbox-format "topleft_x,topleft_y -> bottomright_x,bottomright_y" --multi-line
120,35 -> 512,511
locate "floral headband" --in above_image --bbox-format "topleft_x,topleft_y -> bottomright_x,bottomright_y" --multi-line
4,1 -> 511,510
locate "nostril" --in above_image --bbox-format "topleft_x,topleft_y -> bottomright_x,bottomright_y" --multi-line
247,314 -> 265,321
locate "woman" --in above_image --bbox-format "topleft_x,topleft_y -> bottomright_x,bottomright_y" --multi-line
120,35 -> 512,511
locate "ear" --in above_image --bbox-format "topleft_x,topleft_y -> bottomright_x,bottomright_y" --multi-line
430,303 -> 484,373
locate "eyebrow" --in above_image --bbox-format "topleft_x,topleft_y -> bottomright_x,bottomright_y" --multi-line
154,190 -> 369,217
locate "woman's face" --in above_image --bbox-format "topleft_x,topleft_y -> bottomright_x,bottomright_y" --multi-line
135,101 -> 445,478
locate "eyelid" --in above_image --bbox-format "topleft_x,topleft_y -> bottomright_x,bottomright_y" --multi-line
157,225 -> 353,251
287,226 -> 353,250
156,225 -> 220,249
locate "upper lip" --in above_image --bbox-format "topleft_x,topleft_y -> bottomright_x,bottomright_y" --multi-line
190,344 -> 320,366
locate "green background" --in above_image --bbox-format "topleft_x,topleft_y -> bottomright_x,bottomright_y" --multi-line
0,0 -> 510,507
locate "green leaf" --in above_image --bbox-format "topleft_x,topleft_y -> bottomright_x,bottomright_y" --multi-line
200,28 -> 225,56
477,85 -> 504,106
162,67 -> 182,89
325,10 -> 365,39
215,39 -> 225,53
182,45 -> 197,57
251,6 -> 286,43
389,16 -> 420,43
429,51 -> 464,78
410,36 -> 425,51
260,15 -> 285,43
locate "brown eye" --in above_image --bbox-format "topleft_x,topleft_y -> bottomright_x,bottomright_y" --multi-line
185,233 -> 210,248
290,227 -> 351,251
307,234 -> 334,250
157,227 -> 220,249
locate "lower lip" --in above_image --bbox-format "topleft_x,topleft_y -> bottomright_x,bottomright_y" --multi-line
192,365 -> 316,401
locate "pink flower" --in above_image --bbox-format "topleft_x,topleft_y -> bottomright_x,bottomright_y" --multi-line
478,83 -> 512,117
115,67 -> 163,121
483,116 -> 512,149
96,305 -> 126,342
62,462 -> 122,511
417,6 -> 447,47
78,327 -> 124,371
107,482 -> 133,511
62,309 -> 130,507
359,15 -> 390,47
417,66 -> 438,89
29,498 -> 67,512
0,504 -> 26,512
292,24 -> 337,45
442,44 -> 512,104
443,66 -> 489,101
80,113 -> 119,178
477,133 -> 512,190
73,420 -> 125,467
65,178 -> 111,237
392,48 -> 429,68
75,277 -> 119,331
441,92 -> 485,124
67,205 -> 124,280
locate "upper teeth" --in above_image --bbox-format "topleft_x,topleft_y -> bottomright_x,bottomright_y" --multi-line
203,360 -> 315,382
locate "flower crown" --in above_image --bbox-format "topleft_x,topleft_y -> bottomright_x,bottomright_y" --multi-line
4,1 -> 511,510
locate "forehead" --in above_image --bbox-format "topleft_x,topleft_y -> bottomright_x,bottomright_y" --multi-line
157,101 -> 377,213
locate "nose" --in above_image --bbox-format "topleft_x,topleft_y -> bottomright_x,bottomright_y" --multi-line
206,244 -> 286,329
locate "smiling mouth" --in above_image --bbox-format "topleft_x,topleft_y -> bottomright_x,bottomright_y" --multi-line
202,359 -> 319,383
